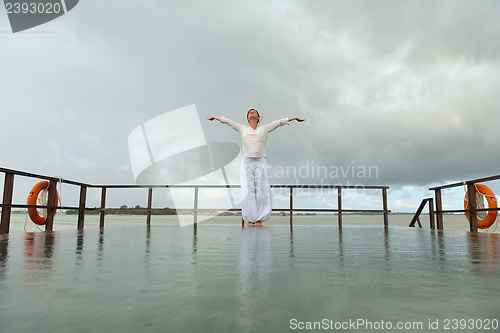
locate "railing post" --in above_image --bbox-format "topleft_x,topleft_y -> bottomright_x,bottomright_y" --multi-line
193,186 -> 198,228
428,198 -> 435,229
289,186 -> 293,227
45,180 -> 57,232
147,188 -> 153,226
467,183 -> 478,232
382,188 -> 388,227
100,187 -> 106,229
77,186 -> 87,230
0,173 -> 15,235
337,187 -> 342,227
435,189 -> 443,230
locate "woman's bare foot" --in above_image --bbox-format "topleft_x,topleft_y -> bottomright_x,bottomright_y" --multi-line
255,221 -> 262,227
246,222 -> 254,227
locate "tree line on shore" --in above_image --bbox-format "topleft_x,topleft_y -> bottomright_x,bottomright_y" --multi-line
63,205 -> 320,216
65,205 -> 177,215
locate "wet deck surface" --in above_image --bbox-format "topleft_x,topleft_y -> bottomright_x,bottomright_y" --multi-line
0,225 -> 499,332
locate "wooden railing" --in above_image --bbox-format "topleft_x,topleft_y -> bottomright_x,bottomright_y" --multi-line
429,174 -> 500,232
409,198 -> 435,229
1,167 -> 391,234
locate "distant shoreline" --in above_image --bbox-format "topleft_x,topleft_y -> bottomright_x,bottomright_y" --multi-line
7,210 -> 458,216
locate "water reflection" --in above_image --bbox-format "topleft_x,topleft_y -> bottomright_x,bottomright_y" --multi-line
338,227 -> 344,263
75,230 -> 84,266
425,229 -> 500,277
0,237 -> 8,282
238,227 -> 272,331
428,230 -> 447,273
23,232 -> 56,273
192,225 -> 198,264
73,231 -> 85,283
384,227 -> 390,261
97,229 -> 104,264
436,231 -> 446,262
383,227 -> 392,272
467,232 -> 499,277
145,225 -> 151,266
1,225 -> 499,331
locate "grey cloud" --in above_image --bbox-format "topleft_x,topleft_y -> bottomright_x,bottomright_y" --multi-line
1,0 -> 500,210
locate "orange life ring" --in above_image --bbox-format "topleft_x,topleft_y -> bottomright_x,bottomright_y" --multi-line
27,181 -> 59,226
464,183 -> 498,229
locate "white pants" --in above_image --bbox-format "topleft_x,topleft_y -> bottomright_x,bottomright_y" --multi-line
240,157 -> 272,223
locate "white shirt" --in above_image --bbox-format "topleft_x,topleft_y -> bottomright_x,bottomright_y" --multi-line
220,117 -> 290,158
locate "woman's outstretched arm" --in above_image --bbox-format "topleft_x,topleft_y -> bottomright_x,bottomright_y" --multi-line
207,116 -> 244,132
264,116 -> 305,133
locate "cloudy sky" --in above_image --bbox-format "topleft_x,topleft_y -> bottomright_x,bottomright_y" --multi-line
1,0 -> 500,214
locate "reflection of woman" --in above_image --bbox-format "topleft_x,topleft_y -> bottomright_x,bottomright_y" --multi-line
207,109 -> 304,227
238,227 -> 272,328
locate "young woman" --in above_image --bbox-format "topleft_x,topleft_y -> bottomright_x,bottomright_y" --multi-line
207,109 -> 305,227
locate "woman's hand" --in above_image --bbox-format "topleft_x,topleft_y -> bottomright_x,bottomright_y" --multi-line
207,116 -> 221,121
288,117 -> 305,122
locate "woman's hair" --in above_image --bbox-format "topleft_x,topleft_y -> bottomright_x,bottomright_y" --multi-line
247,109 -> 260,123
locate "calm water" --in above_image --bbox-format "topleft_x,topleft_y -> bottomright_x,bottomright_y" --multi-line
6,212 -> 494,233
0,225 -> 499,332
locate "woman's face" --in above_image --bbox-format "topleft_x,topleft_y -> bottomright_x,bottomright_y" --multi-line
247,109 -> 260,123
